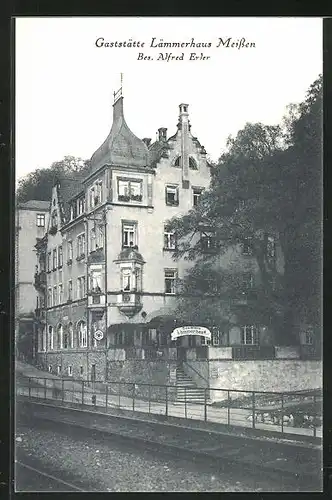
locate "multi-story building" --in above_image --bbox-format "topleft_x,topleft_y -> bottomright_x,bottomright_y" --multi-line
15,200 -> 50,359
34,86 -> 211,381
33,84 -> 317,387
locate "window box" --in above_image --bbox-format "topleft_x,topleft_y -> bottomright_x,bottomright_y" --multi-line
67,258 -> 72,266
118,194 -> 131,202
131,194 -> 142,202
76,253 -> 85,261
49,225 -> 57,235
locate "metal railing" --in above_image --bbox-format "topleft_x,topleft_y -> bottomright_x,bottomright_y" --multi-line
16,376 -> 322,438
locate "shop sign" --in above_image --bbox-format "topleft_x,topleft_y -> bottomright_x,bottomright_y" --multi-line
171,326 -> 211,341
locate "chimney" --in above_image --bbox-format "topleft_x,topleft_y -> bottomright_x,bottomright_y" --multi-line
158,127 -> 167,142
179,104 -> 190,188
142,138 -> 152,147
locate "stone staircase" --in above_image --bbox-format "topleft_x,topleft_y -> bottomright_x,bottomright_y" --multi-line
175,365 -> 207,403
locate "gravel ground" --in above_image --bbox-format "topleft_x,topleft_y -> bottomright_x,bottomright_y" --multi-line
15,421 -> 293,492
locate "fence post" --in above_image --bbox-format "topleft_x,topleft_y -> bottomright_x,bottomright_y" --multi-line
28,377 -> 31,398
165,386 -> 168,417
148,385 -> 151,414
105,384 -> 108,412
204,388 -> 207,422
252,392 -> 256,429
227,390 -> 231,426
118,382 -> 121,408
185,387 -> 187,419
281,393 -> 284,434
44,378 -> 47,400
82,380 -> 84,406
62,379 -> 64,402
132,383 -> 135,412
313,393 -> 317,437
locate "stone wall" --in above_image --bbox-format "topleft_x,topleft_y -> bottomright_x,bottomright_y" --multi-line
205,359 -> 322,402
107,359 -> 177,401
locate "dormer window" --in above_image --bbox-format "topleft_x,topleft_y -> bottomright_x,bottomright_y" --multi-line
189,157 -> 198,170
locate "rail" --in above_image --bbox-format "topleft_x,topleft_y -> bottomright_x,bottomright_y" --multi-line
16,376 -> 322,438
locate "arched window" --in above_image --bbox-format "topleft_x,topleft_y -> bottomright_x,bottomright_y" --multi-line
189,157 -> 198,170
68,322 -> 74,348
78,320 -> 87,348
174,156 -> 181,167
63,326 -> 69,349
57,324 -> 63,349
48,325 -> 54,350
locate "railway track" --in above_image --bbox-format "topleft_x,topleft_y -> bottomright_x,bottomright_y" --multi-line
16,401 -> 322,491
15,461 -> 96,492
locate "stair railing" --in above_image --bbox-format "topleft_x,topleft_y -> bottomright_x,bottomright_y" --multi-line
182,361 -> 209,388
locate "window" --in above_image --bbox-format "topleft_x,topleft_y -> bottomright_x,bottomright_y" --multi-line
89,187 -> 96,209
77,276 -> 86,299
174,156 -> 181,167
242,272 -> 254,290
57,324 -> 63,349
70,203 -> 77,220
201,336 -> 211,346
68,280 -> 73,301
122,222 -> 137,247
47,252 -> 51,272
96,181 -> 103,204
193,188 -> 202,206
36,213 -> 45,227
142,329 -> 153,346
90,269 -> 103,293
47,287 -> 52,307
80,366 -> 84,375
52,249 -> 58,270
165,269 -> 177,294
48,325 -> 54,350
240,325 -> 258,345
304,326 -> 314,345
53,286 -> 57,306
164,225 -> 176,250
63,328 -> 69,349
90,225 -> 104,252
68,323 -> 74,348
57,365 -> 61,375
68,366 -> 73,377
58,284 -> 63,304
48,365 -> 52,373
212,328 -> 222,346
78,321 -> 87,348
200,231 -> 216,252
77,196 -> 85,215
189,157 -> 198,170
118,179 -> 142,202
58,246 -> 63,267
165,185 -> 179,206
267,235 -> 276,259
68,241 -> 73,261
121,268 -> 131,291
77,234 -> 85,258
242,238 -> 253,255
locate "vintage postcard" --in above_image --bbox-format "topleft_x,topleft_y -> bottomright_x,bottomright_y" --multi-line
14,16 -> 323,492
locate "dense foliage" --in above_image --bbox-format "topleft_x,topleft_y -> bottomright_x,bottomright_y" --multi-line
170,75 -> 322,344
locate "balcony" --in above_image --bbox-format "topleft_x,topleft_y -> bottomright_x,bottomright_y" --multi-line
232,345 -> 275,360
34,271 -> 46,290
117,292 -> 142,317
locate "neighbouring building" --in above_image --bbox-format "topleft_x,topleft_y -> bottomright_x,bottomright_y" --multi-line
33,84 -> 321,398
15,200 -> 50,360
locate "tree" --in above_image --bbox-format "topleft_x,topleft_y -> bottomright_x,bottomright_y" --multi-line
16,155 -> 91,204
169,75 -> 322,344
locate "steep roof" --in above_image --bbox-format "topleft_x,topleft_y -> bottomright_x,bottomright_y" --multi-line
18,200 -> 50,211
89,95 -> 149,173
56,175 -> 85,222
